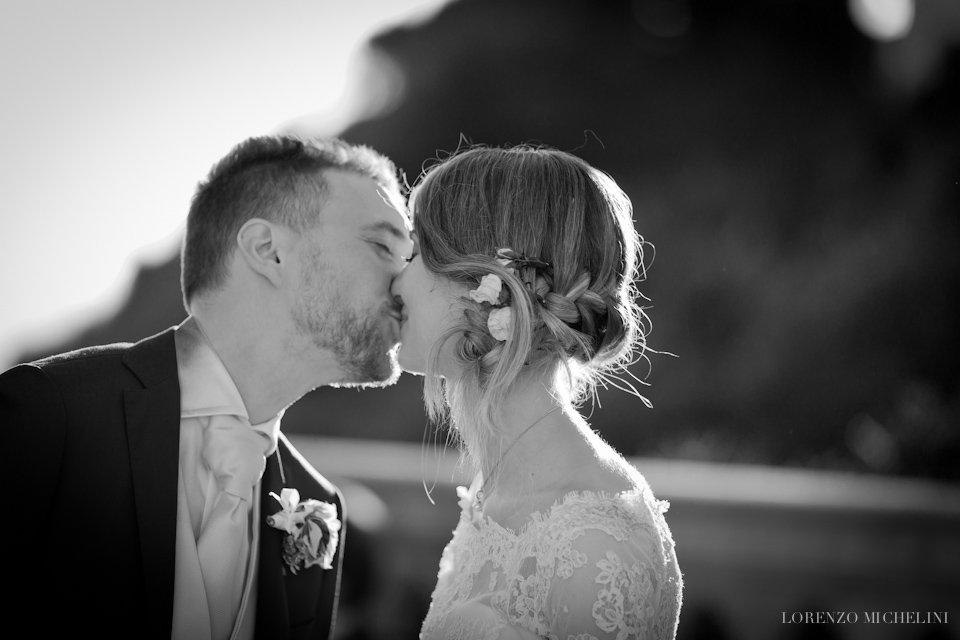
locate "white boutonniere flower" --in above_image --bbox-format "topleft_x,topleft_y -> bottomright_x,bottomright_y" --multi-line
267,488 -> 341,574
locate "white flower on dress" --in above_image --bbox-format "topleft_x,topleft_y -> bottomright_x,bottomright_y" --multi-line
456,484 -> 480,525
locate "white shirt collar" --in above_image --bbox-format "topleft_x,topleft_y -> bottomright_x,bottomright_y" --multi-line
174,316 -> 282,454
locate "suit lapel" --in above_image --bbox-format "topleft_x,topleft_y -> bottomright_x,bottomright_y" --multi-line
118,327 -> 340,639
255,450 -> 292,640
257,442 -> 330,640
123,328 -> 182,639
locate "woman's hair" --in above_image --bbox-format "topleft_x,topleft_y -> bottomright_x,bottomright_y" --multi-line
411,144 -> 650,474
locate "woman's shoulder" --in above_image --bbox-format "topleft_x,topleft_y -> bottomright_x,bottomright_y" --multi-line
549,440 -> 664,520
498,434 -> 660,527
530,446 -> 679,561
526,477 -> 683,640
538,478 -> 666,543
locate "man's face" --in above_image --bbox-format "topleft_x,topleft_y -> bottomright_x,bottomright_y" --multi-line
291,170 -> 412,386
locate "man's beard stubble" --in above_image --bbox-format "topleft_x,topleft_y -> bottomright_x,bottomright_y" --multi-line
294,267 -> 401,388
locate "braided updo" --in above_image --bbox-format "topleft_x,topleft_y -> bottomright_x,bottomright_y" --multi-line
411,145 -> 649,472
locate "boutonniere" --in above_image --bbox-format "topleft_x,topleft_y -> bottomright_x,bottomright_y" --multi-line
266,488 -> 341,574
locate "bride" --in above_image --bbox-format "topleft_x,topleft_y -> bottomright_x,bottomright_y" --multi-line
391,144 -> 682,639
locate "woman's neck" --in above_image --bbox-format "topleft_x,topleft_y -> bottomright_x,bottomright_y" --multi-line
476,378 -> 591,509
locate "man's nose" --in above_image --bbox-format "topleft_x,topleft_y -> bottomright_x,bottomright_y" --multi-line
389,269 -> 404,298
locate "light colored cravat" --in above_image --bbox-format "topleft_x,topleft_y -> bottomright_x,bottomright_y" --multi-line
197,414 -> 271,640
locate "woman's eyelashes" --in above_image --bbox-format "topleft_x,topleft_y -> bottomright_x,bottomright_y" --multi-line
405,237 -> 420,263
403,243 -> 420,263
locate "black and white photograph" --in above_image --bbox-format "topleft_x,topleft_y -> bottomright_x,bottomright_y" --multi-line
1,1 -> 957,639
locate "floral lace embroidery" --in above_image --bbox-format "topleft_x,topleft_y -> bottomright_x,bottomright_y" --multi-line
592,551 -> 655,639
556,539 -> 589,579
448,612 -> 505,640
505,570 -> 548,629
419,486 -> 682,640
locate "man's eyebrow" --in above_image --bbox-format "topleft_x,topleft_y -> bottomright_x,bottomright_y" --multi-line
362,221 -> 410,241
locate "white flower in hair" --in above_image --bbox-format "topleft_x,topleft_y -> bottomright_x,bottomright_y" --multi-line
469,274 -> 502,305
487,307 -> 513,341
495,247 -> 515,271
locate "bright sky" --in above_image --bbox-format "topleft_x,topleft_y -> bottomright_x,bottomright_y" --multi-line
0,0 -> 448,368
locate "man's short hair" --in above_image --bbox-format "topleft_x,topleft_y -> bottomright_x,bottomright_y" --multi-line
181,135 -> 405,308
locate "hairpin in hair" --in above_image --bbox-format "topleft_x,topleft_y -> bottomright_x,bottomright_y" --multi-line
495,247 -> 551,273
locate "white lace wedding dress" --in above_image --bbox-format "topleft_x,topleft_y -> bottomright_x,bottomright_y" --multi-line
420,473 -> 682,640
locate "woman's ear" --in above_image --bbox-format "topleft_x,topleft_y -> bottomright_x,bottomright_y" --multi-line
236,218 -> 284,288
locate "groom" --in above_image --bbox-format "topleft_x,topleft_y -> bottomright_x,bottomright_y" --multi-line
0,136 -> 412,640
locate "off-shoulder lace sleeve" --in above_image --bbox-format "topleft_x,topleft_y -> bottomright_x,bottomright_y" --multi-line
420,490 -> 682,640
540,527 -> 678,640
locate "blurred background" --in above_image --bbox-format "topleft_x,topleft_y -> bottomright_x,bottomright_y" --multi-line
2,0 -> 958,638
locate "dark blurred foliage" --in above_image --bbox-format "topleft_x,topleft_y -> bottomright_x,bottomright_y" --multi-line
676,605 -> 734,640
22,0 -> 960,481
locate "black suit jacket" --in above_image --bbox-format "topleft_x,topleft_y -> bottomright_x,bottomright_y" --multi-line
0,328 -> 344,640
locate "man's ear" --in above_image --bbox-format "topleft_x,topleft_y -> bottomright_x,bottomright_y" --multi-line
236,218 -> 286,288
